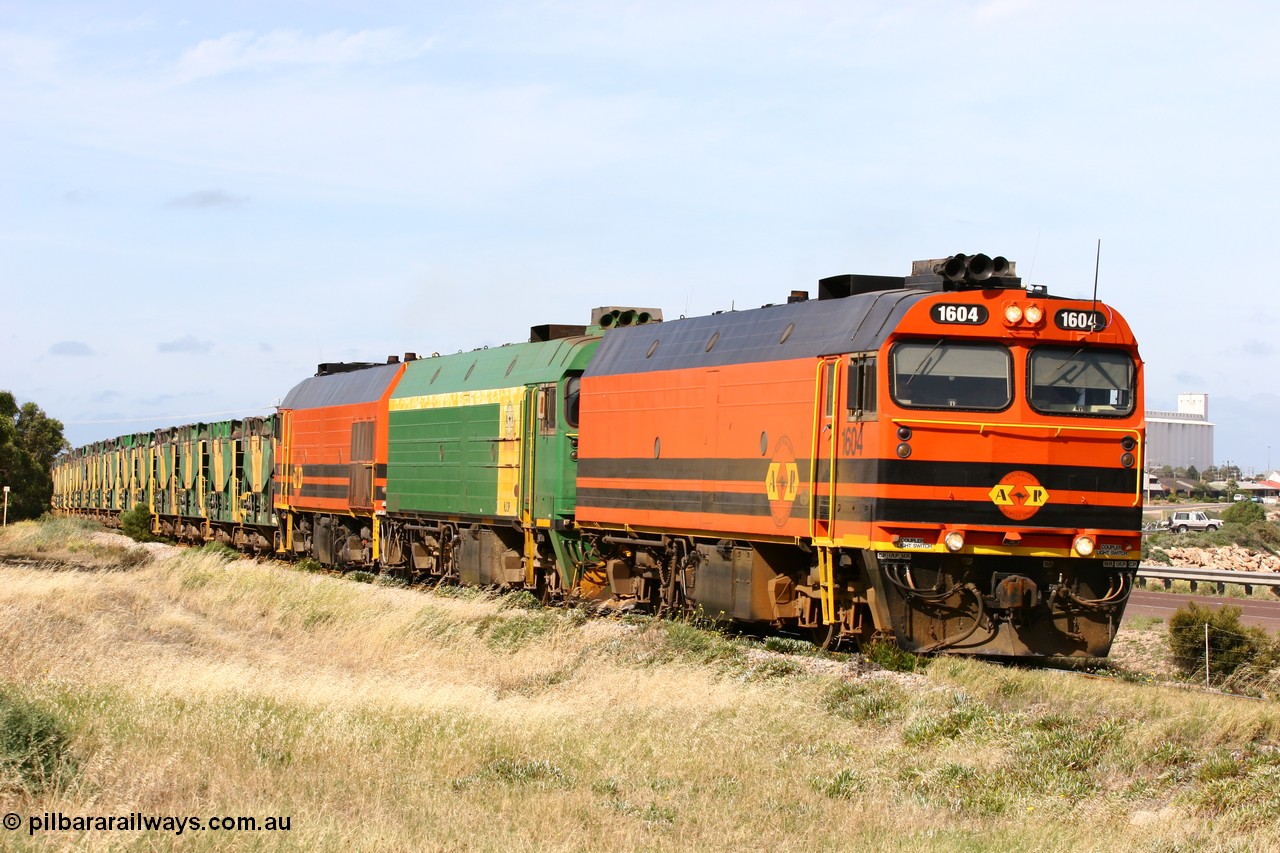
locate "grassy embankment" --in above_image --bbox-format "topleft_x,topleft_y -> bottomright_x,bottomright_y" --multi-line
2,518 -> 1280,852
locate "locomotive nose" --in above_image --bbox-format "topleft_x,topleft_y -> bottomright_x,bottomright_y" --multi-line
992,574 -> 1039,610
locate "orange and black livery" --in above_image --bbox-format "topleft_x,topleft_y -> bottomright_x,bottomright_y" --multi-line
576,254 -> 1143,656
274,360 -> 407,566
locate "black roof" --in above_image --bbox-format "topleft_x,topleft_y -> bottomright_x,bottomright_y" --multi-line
279,362 -> 402,410
585,288 -> 928,377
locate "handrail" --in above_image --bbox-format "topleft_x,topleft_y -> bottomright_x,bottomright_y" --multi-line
807,357 -> 842,541
891,416 -> 1141,438
826,359 -> 841,535
807,361 -> 824,539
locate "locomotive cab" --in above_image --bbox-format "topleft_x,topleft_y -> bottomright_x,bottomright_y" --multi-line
847,255 -> 1143,655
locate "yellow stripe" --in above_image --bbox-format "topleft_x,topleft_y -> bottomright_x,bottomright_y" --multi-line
867,539 -> 1139,559
391,385 -> 526,518
390,387 -> 523,411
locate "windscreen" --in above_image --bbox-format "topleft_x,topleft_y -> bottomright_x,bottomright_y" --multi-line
1028,346 -> 1135,416
890,341 -> 1012,411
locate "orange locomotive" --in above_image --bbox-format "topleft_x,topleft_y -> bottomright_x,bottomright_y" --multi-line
273,360 -> 406,566
575,254 -> 1143,656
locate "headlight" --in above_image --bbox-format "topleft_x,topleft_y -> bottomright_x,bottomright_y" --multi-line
1074,535 -> 1095,556
944,531 -> 965,552
1003,304 -> 1024,324
1024,304 -> 1044,324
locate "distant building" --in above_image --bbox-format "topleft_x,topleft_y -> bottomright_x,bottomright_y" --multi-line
1146,393 -> 1214,471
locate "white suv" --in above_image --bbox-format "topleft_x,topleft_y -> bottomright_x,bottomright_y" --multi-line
1165,511 -> 1221,533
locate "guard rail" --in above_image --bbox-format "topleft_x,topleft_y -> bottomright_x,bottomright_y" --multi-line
1137,564 -> 1280,595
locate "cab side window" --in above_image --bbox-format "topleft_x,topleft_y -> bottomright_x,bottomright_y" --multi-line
564,375 -> 582,428
538,384 -> 558,435
847,354 -> 877,421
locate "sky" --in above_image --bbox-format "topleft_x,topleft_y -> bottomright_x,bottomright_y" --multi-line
3,1 -> 1279,472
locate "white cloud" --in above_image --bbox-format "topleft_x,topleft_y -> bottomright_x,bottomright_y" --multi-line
175,28 -> 434,81
157,336 -> 213,354
166,189 -> 248,209
49,340 -> 94,357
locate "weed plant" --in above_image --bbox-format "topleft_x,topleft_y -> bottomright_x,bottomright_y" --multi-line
863,638 -> 929,672
499,589 -> 542,611
0,687 -> 75,794
195,541 -> 240,563
762,636 -> 824,657
822,679 -> 906,724
475,610 -> 558,651
651,619 -> 744,666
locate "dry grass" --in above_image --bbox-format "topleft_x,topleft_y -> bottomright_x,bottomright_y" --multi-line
1,519 -> 1280,851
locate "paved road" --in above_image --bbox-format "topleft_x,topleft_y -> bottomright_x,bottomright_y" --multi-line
1143,502 -> 1230,513
1126,588 -> 1280,633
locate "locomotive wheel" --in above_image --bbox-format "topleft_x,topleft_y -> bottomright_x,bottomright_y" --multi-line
535,568 -> 562,605
807,622 -> 838,651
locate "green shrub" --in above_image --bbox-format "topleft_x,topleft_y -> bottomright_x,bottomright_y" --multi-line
499,589 -> 542,611
478,612 -> 557,650
1235,520 -> 1280,554
656,620 -> 743,666
118,504 -> 157,543
1168,602 -> 1273,681
902,700 -> 992,745
430,583 -> 487,600
1223,500 -> 1266,526
745,658 -> 804,680
863,638 -> 928,673
762,636 -> 823,657
0,688 -> 75,793
197,542 -> 240,563
1149,517 -> 1280,557
451,757 -> 573,790
823,680 -> 905,724
813,768 -> 865,799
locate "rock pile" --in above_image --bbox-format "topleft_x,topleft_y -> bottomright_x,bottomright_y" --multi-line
1161,544 -> 1280,573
